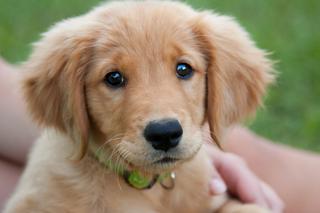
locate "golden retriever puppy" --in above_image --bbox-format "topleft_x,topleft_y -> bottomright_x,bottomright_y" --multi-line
4,1 -> 274,212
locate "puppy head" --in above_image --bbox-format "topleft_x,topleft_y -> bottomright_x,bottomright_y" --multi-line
24,1 -> 273,173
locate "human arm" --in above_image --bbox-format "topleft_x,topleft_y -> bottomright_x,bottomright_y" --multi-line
0,59 -> 38,164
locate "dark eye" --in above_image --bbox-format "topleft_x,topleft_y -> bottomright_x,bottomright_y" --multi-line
176,63 -> 194,79
104,71 -> 126,88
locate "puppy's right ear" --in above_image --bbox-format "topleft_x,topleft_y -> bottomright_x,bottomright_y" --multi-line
23,20 -> 97,159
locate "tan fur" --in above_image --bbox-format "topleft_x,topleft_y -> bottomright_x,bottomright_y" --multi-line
4,1 -> 273,212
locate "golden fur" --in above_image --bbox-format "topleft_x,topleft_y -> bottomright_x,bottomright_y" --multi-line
5,1 -> 273,212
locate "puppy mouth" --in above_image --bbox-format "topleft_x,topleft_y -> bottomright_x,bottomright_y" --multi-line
153,157 -> 179,164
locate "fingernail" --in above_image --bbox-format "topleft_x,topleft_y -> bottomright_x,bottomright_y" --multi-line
209,179 -> 227,195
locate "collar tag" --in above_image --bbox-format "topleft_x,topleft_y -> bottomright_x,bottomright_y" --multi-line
159,172 -> 175,190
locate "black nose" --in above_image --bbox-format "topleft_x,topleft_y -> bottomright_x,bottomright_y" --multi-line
144,119 -> 183,152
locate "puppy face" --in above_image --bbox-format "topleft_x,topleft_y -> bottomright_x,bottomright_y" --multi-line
85,6 -> 207,172
23,1 -> 273,173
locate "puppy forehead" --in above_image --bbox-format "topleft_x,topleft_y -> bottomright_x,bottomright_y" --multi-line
94,3 -> 201,62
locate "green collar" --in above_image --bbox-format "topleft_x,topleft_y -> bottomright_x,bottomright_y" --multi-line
92,147 -> 175,190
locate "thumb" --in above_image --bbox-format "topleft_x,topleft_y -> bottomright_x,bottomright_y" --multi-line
209,174 -> 227,195
204,142 -> 227,195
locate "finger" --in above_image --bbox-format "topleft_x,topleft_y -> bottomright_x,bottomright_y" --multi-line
260,182 -> 285,212
208,154 -> 227,195
209,176 -> 227,195
232,169 -> 268,209
215,154 -> 269,208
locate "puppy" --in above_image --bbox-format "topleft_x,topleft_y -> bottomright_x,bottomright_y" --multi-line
4,1 -> 274,212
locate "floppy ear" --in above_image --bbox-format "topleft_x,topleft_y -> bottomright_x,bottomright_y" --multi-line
23,20 -> 95,159
193,13 -> 274,145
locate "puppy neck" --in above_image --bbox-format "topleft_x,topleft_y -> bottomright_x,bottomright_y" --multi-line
89,142 -> 175,190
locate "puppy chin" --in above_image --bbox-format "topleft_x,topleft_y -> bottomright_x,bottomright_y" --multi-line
132,159 -> 182,175
129,150 -> 200,175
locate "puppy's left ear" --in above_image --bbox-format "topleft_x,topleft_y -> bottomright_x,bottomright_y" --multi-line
193,13 -> 274,145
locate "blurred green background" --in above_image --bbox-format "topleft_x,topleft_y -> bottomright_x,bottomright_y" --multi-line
0,0 -> 319,151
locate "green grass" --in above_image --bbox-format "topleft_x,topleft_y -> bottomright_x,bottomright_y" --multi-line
1,0 -> 319,152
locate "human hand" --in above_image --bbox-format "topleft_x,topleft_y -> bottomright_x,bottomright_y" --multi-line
205,143 -> 284,212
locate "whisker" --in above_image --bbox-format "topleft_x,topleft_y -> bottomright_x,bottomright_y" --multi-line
94,133 -> 125,155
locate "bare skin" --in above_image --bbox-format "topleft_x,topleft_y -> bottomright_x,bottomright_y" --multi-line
224,128 -> 320,213
0,59 -> 38,164
7,58 -> 320,212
